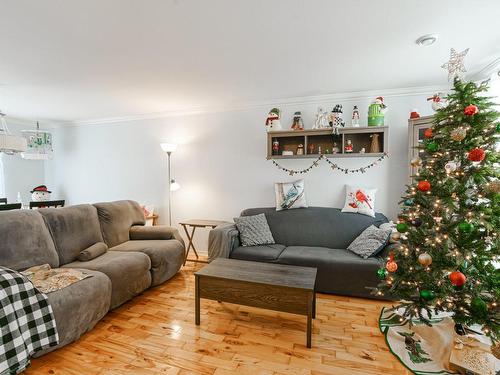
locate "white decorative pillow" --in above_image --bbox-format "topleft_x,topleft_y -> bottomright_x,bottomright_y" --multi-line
341,185 -> 377,217
275,179 -> 308,211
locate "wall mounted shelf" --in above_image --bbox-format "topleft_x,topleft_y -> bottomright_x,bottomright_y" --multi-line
267,126 -> 389,159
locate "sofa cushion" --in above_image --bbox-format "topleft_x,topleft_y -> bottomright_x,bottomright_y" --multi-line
110,240 -> 184,286
241,207 -> 388,249
62,251 -> 151,309
230,244 -> 286,262
234,213 -> 275,247
94,200 -> 146,248
277,246 -> 384,298
40,204 -> 104,265
347,225 -> 391,259
33,269 -> 111,357
0,210 -> 59,270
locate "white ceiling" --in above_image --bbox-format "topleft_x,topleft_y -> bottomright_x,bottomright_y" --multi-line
1,0 -> 499,123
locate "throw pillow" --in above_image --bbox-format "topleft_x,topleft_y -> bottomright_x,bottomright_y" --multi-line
78,242 -> 108,261
275,179 -> 308,211
234,213 -> 275,247
341,185 -> 377,217
347,225 -> 391,259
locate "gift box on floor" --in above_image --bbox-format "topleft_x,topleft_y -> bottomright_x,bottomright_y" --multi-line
449,336 -> 495,375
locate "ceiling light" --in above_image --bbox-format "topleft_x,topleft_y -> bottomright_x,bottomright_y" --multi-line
0,111 -> 28,154
416,34 -> 438,47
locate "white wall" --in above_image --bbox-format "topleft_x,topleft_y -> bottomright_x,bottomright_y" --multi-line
44,93 -> 433,251
1,122 -> 46,204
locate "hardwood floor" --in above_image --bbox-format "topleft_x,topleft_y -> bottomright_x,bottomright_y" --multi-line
26,261 -> 410,375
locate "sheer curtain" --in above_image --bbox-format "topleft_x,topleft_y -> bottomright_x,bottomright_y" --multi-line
0,155 -> 5,199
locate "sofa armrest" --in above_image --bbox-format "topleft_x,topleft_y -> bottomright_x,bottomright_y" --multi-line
129,225 -> 185,247
208,223 -> 240,262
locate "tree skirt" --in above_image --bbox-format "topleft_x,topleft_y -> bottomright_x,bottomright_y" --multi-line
379,307 -> 499,375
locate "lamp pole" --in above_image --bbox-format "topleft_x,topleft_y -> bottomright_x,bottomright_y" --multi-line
167,151 -> 172,226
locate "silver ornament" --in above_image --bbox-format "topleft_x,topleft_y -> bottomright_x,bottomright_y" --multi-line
445,161 -> 457,173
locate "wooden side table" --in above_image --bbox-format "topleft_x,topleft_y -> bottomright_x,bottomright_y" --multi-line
179,219 -> 227,265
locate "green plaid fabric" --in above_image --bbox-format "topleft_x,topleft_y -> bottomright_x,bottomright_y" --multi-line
0,267 -> 59,375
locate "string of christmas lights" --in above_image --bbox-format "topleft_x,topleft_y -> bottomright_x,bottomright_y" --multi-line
270,153 -> 388,176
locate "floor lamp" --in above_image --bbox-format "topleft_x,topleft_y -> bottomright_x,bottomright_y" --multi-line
160,143 -> 180,226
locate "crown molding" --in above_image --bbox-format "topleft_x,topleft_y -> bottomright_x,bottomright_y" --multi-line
466,56 -> 500,82
56,84 -> 450,128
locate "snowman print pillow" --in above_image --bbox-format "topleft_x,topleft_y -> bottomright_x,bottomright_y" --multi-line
341,185 -> 377,217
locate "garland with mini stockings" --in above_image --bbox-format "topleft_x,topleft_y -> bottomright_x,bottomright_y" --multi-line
270,153 -> 388,176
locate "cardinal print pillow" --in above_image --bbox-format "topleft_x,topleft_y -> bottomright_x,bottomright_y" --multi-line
275,179 -> 308,211
341,185 -> 377,217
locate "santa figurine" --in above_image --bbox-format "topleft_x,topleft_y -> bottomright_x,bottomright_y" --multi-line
265,108 -> 282,132
427,93 -> 446,111
291,111 -> 304,131
345,139 -> 353,153
368,97 -> 388,126
31,185 -> 51,202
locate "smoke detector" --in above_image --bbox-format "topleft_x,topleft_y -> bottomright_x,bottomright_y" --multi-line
416,34 -> 438,46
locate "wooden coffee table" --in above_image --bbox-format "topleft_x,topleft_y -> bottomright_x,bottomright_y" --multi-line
194,258 -> 317,348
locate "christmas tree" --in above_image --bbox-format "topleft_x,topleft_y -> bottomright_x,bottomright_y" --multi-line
376,78 -> 499,342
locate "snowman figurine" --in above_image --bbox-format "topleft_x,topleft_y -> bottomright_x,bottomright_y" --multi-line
265,108 -> 282,132
31,185 -> 51,202
427,93 -> 446,111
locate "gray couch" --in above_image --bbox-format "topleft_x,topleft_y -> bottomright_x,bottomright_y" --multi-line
208,207 -> 392,299
0,200 -> 184,355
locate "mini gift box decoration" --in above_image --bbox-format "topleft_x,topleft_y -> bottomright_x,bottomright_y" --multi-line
449,336 -> 495,375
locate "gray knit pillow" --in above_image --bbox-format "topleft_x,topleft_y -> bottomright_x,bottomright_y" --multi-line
234,214 -> 275,247
347,225 -> 391,259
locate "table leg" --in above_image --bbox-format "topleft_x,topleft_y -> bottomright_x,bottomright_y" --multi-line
312,291 -> 316,319
307,292 -> 313,348
189,226 -> 200,259
195,275 -> 200,325
182,225 -> 197,265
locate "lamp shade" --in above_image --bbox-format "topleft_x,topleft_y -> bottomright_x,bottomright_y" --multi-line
21,122 -> 53,160
0,113 -> 27,154
160,143 -> 177,153
170,180 -> 181,191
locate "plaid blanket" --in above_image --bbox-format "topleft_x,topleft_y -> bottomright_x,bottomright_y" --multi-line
0,267 -> 59,375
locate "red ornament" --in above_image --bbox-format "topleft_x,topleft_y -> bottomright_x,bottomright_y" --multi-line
386,253 -> 398,273
464,105 -> 478,116
449,271 -> 467,287
424,128 -> 433,138
418,180 -> 431,192
467,148 -> 485,162
410,110 -> 420,119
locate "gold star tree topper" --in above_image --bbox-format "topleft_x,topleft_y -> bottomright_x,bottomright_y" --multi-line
441,48 -> 469,81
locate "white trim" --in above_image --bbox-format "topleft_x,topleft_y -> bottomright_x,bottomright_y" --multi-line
466,56 -> 500,82
47,84 -> 450,128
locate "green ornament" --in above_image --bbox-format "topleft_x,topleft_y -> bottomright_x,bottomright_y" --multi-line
458,222 -> 474,233
426,141 -> 438,152
396,223 -> 408,233
404,199 -> 414,206
377,268 -> 387,280
496,123 -> 500,132
470,297 -> 488,318
420,290 -> 436,301
459,261 -> 468,272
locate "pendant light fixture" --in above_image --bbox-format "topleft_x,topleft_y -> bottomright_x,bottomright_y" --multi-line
0,111 -> 27,154
21,121 -> 53,160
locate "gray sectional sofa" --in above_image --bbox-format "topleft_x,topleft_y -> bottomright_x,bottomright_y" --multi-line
209,207 -> 392,299
0,200 -> 185,355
